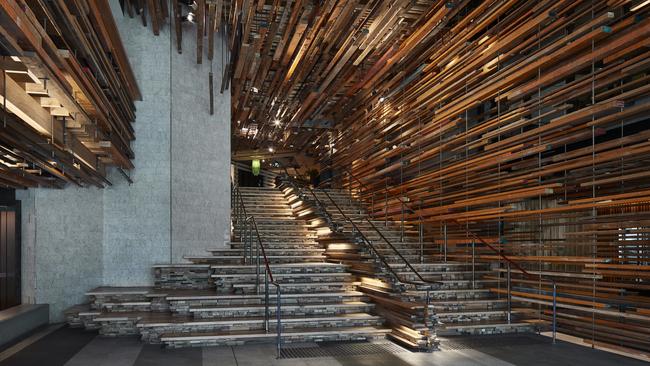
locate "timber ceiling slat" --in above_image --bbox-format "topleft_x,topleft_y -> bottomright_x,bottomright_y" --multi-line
0,0 -> 139,188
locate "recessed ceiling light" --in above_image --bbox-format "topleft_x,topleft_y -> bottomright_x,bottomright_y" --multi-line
268,147 -> 274,153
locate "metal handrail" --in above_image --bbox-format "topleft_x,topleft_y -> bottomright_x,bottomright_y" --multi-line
232,184 -> 283,357
322,168 -> 559,343
281,176 -> 437,331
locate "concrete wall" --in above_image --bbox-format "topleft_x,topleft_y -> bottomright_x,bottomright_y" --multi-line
17,187 -> 104,322
16,1 -> 231,321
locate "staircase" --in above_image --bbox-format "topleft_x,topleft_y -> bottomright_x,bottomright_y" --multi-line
281,182 -> 537,348
65,186 -> 390,349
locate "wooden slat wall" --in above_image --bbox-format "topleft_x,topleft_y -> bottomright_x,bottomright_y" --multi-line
0,0 -> 140,188
315,0 -> 650,354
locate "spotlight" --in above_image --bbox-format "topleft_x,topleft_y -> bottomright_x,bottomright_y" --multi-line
273,119 -> 281,126
268,147 -> 274,153
183,12 -> 196,23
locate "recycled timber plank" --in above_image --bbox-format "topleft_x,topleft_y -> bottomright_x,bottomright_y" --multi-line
0,0 -> 139,188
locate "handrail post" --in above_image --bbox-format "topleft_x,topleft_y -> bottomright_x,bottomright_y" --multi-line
471,240 -> 475,289
507,262 -> 511,324
443,223 -> 448,262
384,178 -> 388,227
419,220 -> 424,264
400,201 -> 404,242
264,271 -> 270,333
256,233 -> 260,295
552,281 -> 557,344
276,285 -> 282,358
248,219 -> 253,264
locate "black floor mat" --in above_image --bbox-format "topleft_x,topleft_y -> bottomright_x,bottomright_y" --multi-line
280,341 -> 409,359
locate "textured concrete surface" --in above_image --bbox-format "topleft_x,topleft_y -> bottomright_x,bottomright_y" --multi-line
102,0 -> 173,285
170,20 -> 231,261
16,187 -> 104,322
15,0 -> 231,321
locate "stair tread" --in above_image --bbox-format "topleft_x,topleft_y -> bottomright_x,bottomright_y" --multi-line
165,290 -> 366,300
160,326 -> 391,341
139,312 -> 380,326
190,301 -> 372,312
212,272 -> 351,278
441,320 -> 534,329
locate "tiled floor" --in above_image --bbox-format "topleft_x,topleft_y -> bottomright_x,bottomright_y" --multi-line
0,327 -> 646,366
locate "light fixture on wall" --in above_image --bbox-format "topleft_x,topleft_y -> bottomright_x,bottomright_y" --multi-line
183,12 -> 196,23
251,159 -> 260,176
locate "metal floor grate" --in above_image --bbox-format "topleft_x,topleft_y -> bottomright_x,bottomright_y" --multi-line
439,334 -> 549,351
280,341 -> 409,359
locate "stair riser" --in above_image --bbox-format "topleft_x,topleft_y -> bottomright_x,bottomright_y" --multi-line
190,258 -> 325,265
234,283 -> 357,294
211,266 -> 347,275
89,294 -> 148,310
438,313 -> 511,323
141,318 -> 383,344
215,275 -> 351,290
169,296 -> 369,314
433,303 -> 508,312
440,324 -> 536,336
98,320 -> 139,337
162,332 -> 387,348
154,268 -> 213,290
209,250 -> 324,256
230,244 -> 321,250
426,292 -> 494,301
192,305 -> 374,319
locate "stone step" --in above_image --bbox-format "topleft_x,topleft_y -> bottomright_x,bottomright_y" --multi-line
165,291 -> 370,314
396,270 -> 494,280
160,326 -> 391,348
232,281 -> 357,294
139,313 -> 384,343
437,320 -> 536,336
233,237 -> 319,243
206,248 -> 326,256
436,309 -> 527,322
186,255 -> 325,264
230,242 -> 321,249
153,265 -> 214,290
212,272 -> 352,282
416,288 -> 495,301
190,301 -> 375,319
431,298 -> 509,311
210,262 -> 348,274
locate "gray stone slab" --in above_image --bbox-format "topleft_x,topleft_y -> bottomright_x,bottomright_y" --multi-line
133,344 -> 202,366
201,346 -> 237,366
64,337 -> 143,366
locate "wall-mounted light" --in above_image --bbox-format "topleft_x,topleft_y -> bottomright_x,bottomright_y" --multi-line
183,12 -> 196,23
251,159 -> 260,176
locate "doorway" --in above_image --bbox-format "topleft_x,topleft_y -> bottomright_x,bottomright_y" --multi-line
0,199 -> 20,311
